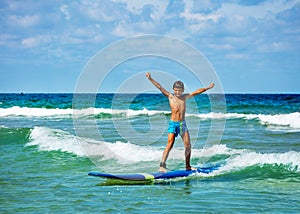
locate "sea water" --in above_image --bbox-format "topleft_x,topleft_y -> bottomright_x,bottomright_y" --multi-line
1,93 -> 299,213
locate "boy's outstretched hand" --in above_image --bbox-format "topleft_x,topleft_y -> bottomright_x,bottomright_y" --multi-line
208,83 -> 215,90
146,72 -> 151,79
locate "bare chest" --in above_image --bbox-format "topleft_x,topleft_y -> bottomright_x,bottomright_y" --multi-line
169,96 -> 186,112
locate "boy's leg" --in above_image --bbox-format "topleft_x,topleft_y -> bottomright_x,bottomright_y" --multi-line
181,131 -> 196,170
159,133 -> 175,172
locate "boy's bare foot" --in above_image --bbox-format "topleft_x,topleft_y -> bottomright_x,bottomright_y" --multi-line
186,166 -> 197,171
158,166 -> 167,173
159,162 -> 167,173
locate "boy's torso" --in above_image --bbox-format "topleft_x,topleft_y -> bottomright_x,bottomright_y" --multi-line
168,94 -> 186,121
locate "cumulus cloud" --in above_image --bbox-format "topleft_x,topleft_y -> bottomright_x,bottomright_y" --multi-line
0,0 -> 299,65
0,0 -> 299,93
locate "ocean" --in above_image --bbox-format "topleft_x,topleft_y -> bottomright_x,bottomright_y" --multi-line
1,93 -> 299,213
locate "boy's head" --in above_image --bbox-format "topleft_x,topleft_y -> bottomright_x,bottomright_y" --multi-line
173,81 -> 184,90
173,81 -> 184,97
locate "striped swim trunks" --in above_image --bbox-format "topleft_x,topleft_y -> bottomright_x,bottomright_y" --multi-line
168,120 -> 188,137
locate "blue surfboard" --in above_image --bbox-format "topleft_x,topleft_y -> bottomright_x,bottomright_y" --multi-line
88,165 -> 220,181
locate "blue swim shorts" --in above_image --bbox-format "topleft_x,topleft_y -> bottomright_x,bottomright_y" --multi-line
168,121 -> 188,137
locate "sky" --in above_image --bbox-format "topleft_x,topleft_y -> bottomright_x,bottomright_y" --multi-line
0,0 -> 299,93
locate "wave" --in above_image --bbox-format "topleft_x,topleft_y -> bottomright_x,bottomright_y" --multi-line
192,112 -> 300,131
0,106 -> 169,118
0,126 -> 31,144
27,126 -> 85,156
2,106 -> 299,131
0,106 -> 74,118
214,150 -> 300,177
26,126 -> 300,178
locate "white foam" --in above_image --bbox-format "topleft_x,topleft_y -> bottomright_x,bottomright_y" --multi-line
192,112 -> 300,131
26,127 -> 300,176
100,141 -> 163,163
0,106 -> 73,117
125,108 -> 169,117
257,112 -> 300,129
2,106 -> 299,131
26,126 -> 219,163
218,150 -> 300,174
26,126 -> 164,161
27,126 -> 85,156
0,106 -> 169,118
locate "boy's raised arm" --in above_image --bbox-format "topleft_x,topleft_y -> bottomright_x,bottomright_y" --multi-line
187,83 -> 215,98
146,72 -> 170,97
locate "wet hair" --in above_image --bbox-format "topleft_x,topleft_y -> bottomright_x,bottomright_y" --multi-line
173,81 -> 184,90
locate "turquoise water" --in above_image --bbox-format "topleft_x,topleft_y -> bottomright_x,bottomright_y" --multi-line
1,93 -> 300,213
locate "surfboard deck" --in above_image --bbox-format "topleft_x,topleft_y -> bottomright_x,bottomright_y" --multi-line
88,165 -> 220,181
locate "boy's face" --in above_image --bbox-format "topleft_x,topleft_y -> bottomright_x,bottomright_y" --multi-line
173,87 -> 184,97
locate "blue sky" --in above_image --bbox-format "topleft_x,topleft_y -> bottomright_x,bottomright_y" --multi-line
0,0 -> 299,93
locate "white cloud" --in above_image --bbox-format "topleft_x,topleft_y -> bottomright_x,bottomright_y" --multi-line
78,1 -> 124,22
60,4 -> 70,20
189,0 -> 221,13
180,0 -> 299,36
181,10 -> 221,22
22,35 -> 51,48
182,0 -> 222,22
0,34 -> 18,47
179,0 -> 222,33
166,28 -> 190,41
256,41 -> 293,53
7,14 -> 40,27
0,0 -> 299,93
113,0 -> 168,21
225,53 -> 249,60
112,21 -> 134,37
219,0 -> 298,19
113,0 -> 152,14
208,43 -> 234,51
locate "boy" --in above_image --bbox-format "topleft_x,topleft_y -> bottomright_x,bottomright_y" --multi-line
146,72 -> 215,172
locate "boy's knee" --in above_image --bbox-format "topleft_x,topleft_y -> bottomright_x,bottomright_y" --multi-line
184,142 -> 191,148
185,145 -> 191,151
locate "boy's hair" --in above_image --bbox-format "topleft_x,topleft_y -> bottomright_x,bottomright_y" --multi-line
173,81 -> 184,90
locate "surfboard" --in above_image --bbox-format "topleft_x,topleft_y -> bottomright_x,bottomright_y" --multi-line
88,165 -> 220,181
